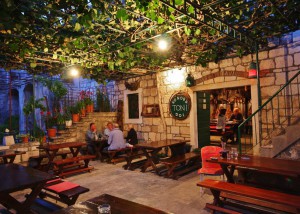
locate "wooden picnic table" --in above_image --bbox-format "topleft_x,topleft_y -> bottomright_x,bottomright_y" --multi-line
0,150 -> 25,164
207,155 -> 300,183
135,139 -> 189,174
0,164 -> 55,214
37,142 -> 87,171
38,142 -> 95,177
53,193 -> 171,214
90,139 -> 108,160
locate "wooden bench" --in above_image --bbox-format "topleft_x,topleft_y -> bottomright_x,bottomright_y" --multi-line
40,178 -> 89,206
101,147 -> 132,164
160,152 -> 201,179
119,148 -> 148,170
28,150 -> 71,170
52,155 -> 95,178
197,179 -> 300,214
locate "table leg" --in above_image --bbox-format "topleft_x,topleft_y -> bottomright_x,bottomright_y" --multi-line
220,164 -> 235,183
45,150 -> 58,171
70,147 -> 81,157
140,148 -> 161,174
0,182 -> 45,214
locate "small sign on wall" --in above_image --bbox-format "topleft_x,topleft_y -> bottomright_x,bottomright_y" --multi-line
169,91 -> 191,120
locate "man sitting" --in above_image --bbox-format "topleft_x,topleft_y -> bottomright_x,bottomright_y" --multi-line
229,107 -> 244,143
103,123 -> 133,151
103,122 -> 113,139
85,123 -> 102,155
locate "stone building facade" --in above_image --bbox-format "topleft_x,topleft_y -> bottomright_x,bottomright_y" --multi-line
114,30 -> 300,157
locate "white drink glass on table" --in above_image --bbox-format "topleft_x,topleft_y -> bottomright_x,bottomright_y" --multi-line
231,147 -> 238,160
98,204 -> 111,214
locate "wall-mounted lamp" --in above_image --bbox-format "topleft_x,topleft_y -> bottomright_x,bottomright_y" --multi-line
185,73 -> 195,87
248,62 -> 257,78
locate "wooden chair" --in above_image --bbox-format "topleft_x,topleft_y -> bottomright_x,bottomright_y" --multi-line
198,146 -> 224,194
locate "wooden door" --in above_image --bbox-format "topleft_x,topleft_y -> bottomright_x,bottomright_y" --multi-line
196,91 -> 210,148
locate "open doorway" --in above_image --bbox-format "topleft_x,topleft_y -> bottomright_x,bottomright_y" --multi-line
208,86 -> 252,144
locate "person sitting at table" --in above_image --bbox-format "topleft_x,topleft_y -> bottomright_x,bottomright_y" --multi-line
126,124 -> 138,145
216,105 -> 226,134
103,122 -> 113,138
103,123 -> 133,151
86,123 -> 102,155
229,107 -> 244,143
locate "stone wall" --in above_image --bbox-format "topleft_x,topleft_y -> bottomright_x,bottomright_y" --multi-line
114,30 -> 300,150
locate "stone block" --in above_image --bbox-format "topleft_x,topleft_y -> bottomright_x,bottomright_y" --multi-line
269,47 -> 286,58
152,118 -> 161,125
233,57 -> 242,65
224,66 -> 235,71
149,132 -> 157,141
220,58 -> 233,67
289,46 -> 300,55
143,118 -> 153,125
142,126 -> 151,132
214,76 -> 224,83
165,118 -> 173,126
242,54 -> 253,63
208,62 -> 218,69
148,79 -> 154,87
158,124 -> 165,133
201,79 -> 213,85
294,53 -> 300,65
261,86 -> 280,97
180,126 -> 190,135
148,96 -> 154,104
225,76 -> 237,82
236,65 -> 246,72
171,126 -> 179,134
151,126 -> 158,133
260,77 -> 275,86
260,59 -> 275,70
150,89 -> 157,96
275,72 -> 287,85
258,51 -> 268,59
275,55 -> 293,68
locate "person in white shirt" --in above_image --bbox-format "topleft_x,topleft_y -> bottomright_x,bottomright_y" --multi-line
103,122 -> 113,138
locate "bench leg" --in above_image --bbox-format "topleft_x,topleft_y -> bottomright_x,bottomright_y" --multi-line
211,189 -> 222,206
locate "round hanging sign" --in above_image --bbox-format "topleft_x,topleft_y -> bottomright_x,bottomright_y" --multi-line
169,92 -> 191,120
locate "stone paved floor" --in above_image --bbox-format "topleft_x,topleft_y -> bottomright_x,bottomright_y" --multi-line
65,160 -> 213,214
2,160 -> 218,213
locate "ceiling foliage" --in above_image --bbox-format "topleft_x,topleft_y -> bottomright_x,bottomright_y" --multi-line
0,0 -> 299,82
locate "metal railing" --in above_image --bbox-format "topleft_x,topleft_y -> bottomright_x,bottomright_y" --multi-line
238,70 -> 300,154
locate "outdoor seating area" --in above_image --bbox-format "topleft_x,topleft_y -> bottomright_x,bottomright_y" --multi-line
1,0 -> 300,213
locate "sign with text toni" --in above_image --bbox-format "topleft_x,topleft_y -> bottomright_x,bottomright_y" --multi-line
169,92 -> 191,120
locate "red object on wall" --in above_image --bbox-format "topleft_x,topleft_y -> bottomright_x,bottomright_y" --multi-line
248,62 -> 257,78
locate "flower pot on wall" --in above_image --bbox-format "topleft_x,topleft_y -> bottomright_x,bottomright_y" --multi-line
22,136 -> 29,143
86,104 -> 94,113
72,114 -> 80,123
65,120 -> 72,127
80,108 -> 86,117
47,128 -> 57,138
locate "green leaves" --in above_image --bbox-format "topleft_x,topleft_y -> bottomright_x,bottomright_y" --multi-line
74,23 -> 81,31
116,9 -> 128,21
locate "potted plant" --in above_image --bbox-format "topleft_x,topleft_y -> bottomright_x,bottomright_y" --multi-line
56,113 -> 66,131
84,97 -> 94,113
23,97 -> 46,133
17,133 -> 30,143
77,100 -> 86,117
64,107 -> 72,127
45,113 -> 57,138
69,104 -> 80,123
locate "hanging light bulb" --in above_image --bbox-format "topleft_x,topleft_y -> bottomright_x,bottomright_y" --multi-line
158,39 -> 168,50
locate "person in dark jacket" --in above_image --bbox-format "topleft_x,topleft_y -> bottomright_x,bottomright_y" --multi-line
126,125 -> 138,145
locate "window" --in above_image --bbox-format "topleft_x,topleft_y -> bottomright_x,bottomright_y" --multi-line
124,88 -> 142,124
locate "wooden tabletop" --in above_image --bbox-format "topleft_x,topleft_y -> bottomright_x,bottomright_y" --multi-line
0,150 -> 25,158
135,139 -> 188,150
53,193 -> 171,214
0,164 -> 55,193
38,142 -> 86,150
207,156 -> 300,178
